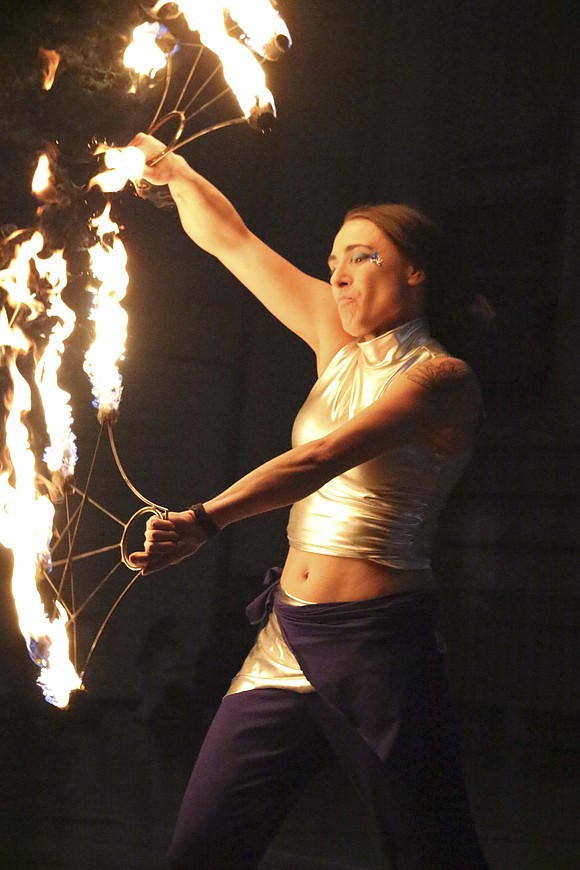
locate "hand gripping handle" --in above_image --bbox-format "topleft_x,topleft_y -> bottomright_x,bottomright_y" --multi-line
120,505 -> 168,570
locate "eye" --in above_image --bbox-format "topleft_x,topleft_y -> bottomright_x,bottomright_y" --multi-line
350,252 -> 371,265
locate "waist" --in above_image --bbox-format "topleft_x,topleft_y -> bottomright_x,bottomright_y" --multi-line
281,547 -> 435,604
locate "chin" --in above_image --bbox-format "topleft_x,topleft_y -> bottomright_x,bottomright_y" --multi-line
339,316 -> 363,339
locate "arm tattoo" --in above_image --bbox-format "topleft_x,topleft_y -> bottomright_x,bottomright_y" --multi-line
406,360 -> 469,392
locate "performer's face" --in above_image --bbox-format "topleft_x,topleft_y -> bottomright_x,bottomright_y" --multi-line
328,218 -> 426,340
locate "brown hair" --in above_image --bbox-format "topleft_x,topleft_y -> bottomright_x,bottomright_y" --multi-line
343,203 -> 492,355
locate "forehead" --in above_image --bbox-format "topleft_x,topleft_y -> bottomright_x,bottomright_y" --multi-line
330,218 -> 387,253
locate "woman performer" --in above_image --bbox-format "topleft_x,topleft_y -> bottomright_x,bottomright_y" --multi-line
130,132 -> 490,870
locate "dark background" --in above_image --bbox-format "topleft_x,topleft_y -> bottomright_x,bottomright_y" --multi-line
0,1 -> 579,867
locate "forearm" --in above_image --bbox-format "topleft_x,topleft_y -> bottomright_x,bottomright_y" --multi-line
204,440 -> 340,529
165,158 -> 249,258
135,132 -> 250,259
130,441 -> 338,572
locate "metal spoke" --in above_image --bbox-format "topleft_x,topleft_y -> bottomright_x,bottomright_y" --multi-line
79,566 -> 143,685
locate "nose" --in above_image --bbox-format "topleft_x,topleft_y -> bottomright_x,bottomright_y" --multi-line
330,261 -> 352,288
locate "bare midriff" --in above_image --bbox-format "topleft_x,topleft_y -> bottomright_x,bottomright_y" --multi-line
280,546 -> 435,603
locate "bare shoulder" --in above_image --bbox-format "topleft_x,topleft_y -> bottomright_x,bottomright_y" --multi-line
405,356 -> 477,393
404,356 -> 482,453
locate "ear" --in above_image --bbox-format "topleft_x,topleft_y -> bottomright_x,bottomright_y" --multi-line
406,264 -> 426,287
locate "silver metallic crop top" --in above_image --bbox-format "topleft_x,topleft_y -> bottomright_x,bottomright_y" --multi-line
286,318 -> 471,569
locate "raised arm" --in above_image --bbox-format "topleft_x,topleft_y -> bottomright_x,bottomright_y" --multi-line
129,357 -> 482,574
133,133 -> 348,364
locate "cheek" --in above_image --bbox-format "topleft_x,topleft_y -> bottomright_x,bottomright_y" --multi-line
374,272 -> 403,300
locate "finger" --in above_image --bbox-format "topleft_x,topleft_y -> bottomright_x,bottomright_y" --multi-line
145,528 -> 180,543
128,550 -> 148,567
130,132 -> 163,154
146,517 -> 176,532
144,540 -> 180,555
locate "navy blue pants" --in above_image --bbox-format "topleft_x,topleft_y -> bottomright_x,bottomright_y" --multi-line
168,581 -> 488,869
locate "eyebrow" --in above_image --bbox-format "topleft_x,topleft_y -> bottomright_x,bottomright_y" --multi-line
327,243 -> 373,266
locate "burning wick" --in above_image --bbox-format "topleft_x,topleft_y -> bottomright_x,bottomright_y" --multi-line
89,145 -> 147,193
124,22 -> 169,79
225,0 -> 292,61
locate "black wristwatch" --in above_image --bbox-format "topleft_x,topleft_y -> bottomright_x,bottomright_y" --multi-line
190,503 -> 221,539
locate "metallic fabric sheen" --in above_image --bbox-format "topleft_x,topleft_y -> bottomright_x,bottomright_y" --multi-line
227,587 -> 314,695
287,318 -> 471,569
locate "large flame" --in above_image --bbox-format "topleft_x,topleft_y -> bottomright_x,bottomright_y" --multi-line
33,250 -> 77,479
177,0 -> 275,117
0,233 -> 81,707
84,204 -> 129,423
0,232 -> 78,479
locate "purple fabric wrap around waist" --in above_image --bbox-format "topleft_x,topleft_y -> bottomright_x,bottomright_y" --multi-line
245,567 -> 442,761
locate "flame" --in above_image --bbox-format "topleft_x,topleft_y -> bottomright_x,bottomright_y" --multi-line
0,232 -> 81,707
84,204 -> 129,423
225,1 -> 291,60
90,0 -> 288,192
0,231 -> 45,323
0,341 -> 80,707
0,233 -> 77,479
89,145 -> 147,193
33,250 -> 77,478
124,22 -> 168,78
177,0 -> 276,117
32,154 -> 52,197
39,48 -> 60,91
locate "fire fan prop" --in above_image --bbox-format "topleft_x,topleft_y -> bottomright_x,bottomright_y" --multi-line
93,0 -> 291,188
0,0 -> 291,706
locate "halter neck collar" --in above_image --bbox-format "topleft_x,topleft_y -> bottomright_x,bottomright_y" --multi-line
357,317 -> 431,366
